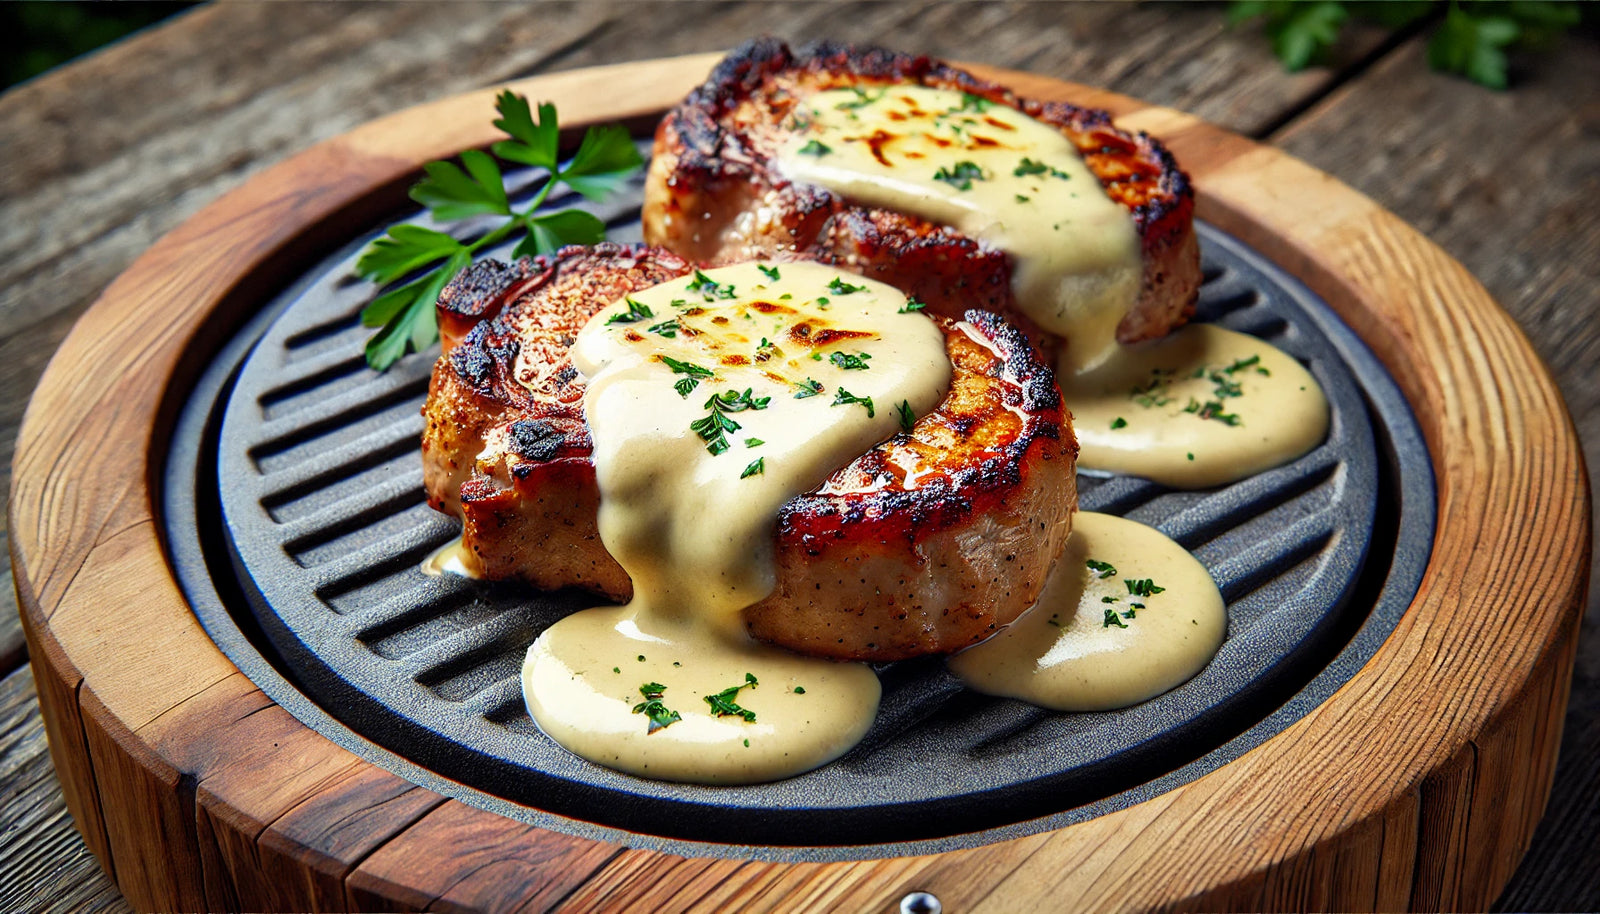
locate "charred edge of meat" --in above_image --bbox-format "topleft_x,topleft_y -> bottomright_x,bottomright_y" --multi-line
665,37 -> 1192,238
441,244 -> 695,468
437,258 -> 539,324
776,307 -> 1070,549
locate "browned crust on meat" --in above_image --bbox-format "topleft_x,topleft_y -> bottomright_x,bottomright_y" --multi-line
642,38 -> 1200,349
422,245 -> 1077,660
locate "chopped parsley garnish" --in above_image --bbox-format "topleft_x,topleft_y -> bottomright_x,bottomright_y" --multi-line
1225,355 -> 1261,374
1110,417 -> 1127,430
1015,194 -> 1031,203
957,92 -> 991,113
1103,609 -> 1129,629
690,388 -> 770,455
814,296 -> 830,309
646,318 -> 680,338
1187,452 -> 1195,461
897,399 -> 915,432
687,269 -> 736,300
745,437 -> 765,447
1013,157 -> 1071,179
758,263 -> 781,281
794,378 -> 824,399
1086,559 -> 1117,578
1102,596 -> 1119,604
798,139 -> 832,156
898,297 -> 927,313
832,387 -> 875,418
1125,578 -> 1166,598
661,356 -> 714,398
933,160 -> 986,190
1184,398 -> 1242,426
606,296 -> 653,325
836,87 -> 886,110
1130,376 -> 1173,409
829,351 -> 872,371
740,457 -> 765,479
793,686 -> 806,694
704,672 -> 759,722
632,683 -> 681,733
827,276 -> 867,295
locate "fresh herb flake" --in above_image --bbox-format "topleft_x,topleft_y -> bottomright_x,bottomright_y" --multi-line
832,388 -> 875,418
1086,559 -> 1117,578
934,160 -> 986,191
794,378 -> 825,399
1103,609 -> 1129,629
704,674 -> 759,722
898,297 -> 927,313
798,139 -> 832,157
632,682 -> 681,733
740,457 -> 765,479
687,269 -> 736,300
1110,417 -> 1127,430
897,399 -> 915,432
758,264 -> 781,281
646,318 -> 679,338
606,296 -> 653,325
829,351 -> 873,371
1125,578 -> 1167,598
827,276 -> 867,295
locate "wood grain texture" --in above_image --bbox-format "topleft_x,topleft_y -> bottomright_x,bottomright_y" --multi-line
8,47 -> 1588,912
0,1 -> 1386,654
1265,38 -> 1600,910
4,3 -> 1597,911
0,666 -> 129,914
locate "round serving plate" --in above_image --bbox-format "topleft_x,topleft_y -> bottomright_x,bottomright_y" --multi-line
10,54 -> 1589,912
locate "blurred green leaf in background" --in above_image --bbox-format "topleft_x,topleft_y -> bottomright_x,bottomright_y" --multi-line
1227,0 -> 1590,89
1,2 -> 196,91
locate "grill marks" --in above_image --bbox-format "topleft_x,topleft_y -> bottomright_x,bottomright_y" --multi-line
229,239 -> 1369,770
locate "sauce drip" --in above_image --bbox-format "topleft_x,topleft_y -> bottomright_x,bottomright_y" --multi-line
1060,324 -> 1329,488
522,261 -> 951,783
949,512 -> 1225,710
420,538 -> 477,578
778,85 -> 1142,372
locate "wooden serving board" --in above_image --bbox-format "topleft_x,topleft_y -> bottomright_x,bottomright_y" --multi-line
9,53 -> 1589,912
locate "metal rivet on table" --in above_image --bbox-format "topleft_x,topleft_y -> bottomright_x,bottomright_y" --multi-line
900,891 -> 942,914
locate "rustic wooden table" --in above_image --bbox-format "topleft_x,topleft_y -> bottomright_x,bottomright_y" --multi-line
1,3 -> 1595,911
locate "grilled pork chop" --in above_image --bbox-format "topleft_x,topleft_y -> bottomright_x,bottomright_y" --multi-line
643,39 -> 1199,348
422,243 -> 1077,661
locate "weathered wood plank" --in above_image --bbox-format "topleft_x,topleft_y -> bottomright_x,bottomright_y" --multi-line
2,4 -> 1595,912
0,665 -> 130,914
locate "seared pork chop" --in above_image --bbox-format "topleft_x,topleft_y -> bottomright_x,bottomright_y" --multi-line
422,243 -> 1078,660
643,39 -> 1199,349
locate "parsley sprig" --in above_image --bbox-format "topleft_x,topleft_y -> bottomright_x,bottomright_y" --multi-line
356,91 -> 643,370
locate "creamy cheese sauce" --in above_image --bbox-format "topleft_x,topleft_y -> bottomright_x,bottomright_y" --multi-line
777,85 -> 1142,372
949,511 -> 1225,710
522,261 -> 951,783
1061,324 -> 1329,488
420,538 -> 478,578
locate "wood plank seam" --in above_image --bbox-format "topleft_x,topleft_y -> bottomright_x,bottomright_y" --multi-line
9,56 -> 1586,912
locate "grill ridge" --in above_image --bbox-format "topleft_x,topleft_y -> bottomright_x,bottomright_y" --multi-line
202,159 -> 1420,847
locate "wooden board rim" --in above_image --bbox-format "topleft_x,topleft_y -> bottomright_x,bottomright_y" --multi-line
9,51 -> 1590,911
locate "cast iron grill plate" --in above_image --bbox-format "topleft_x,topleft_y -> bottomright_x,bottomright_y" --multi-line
169,154 -> 1434,853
